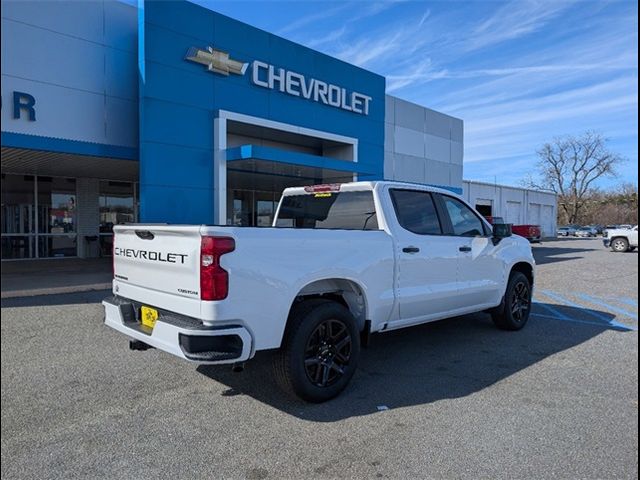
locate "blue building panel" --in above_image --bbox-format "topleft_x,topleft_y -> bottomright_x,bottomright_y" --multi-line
139,184 -> 215,224
143,0 -> 215,45
141,142 -> 214,189
142,99 -> 214,150
144,61 -> 215,109
139,0 -> 386,224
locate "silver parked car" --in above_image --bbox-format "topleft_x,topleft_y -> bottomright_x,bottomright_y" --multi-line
575,226 -> 598,237
557,226 -> 576,237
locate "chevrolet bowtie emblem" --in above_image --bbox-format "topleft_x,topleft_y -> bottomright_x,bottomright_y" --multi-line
185,46 -> 248,76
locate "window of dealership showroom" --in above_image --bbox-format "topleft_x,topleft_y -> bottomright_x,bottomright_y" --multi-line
1,175 -> 136,260
1,174 -> 77,259
98,181 -> 137,257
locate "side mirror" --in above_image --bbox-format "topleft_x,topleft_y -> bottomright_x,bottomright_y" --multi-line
492,223 -> 512,245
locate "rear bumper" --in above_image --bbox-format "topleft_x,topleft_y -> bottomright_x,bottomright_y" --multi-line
103,296 -> 252,364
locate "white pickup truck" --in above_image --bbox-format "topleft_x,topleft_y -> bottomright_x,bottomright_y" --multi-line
603,225 -> 638,252
104,181 -> 535,402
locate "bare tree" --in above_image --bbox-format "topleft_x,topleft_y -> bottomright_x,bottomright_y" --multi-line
574,184 -> 638,226
527,131 -> 624,224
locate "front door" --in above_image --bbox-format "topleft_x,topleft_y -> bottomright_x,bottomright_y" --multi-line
387,188 -> 459,327
438,194 -> 504,308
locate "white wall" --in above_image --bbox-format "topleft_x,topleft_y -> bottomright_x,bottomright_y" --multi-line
463,180 -> 557,237
384,95 -> 463,190
1,0 -> 137,148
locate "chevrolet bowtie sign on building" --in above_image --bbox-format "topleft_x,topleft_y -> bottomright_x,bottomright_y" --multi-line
185,46 -> 372,116
185,46 -> 248,76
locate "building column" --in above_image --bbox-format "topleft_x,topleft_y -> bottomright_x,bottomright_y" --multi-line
77,178 -> 100,258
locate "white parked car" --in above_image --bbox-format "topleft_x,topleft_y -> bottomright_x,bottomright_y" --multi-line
603,225 -> 638,252
103,181 -> 536,402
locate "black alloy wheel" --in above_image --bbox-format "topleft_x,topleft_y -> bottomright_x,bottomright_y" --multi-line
510,280 -> 530,324
491,271 -> 532,331
273,299 -> 360,402
303,319 -> 352,388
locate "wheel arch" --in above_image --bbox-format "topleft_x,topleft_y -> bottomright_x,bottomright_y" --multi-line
510,261 -> 534,287
610,236 -> 629,250
287,278 -> 368,333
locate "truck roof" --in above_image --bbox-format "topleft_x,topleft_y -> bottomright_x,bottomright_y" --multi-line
282,181 -> 461,197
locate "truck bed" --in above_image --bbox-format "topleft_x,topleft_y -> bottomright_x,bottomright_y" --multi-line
112,224 -> 396,351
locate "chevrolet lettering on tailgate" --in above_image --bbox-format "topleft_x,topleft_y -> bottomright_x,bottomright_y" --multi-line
114,248 -> 187,264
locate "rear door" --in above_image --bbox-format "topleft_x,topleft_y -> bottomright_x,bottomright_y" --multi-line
436,194 -> 504,308
386,188 -> 459,326
113,225 -> 203,300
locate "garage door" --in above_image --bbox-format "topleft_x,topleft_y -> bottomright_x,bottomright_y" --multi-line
506,201 -> 522,224
542,205 -> 554,237
529,203 -> 541,225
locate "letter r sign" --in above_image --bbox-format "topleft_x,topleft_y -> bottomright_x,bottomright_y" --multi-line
13,91 -> 36,121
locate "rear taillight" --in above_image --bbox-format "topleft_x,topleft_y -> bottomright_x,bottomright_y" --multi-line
112,236 -> 115,275
200,236 -> 235,301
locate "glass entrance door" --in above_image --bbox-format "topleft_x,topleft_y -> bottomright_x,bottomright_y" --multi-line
2,174 -> 36,259
1,174 -> 78,260
229,189 -> 278,227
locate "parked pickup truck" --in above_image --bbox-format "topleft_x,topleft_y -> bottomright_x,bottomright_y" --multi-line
485,216 -> 542,243
603,225 -> 638,252
104,181 -> 536,402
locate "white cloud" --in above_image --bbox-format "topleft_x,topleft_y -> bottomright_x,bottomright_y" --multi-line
276,3 -> 351,35
305,26 -> 347,48
465,0 -> 576,52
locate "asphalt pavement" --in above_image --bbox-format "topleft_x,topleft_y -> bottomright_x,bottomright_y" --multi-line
1,237 -> 637,479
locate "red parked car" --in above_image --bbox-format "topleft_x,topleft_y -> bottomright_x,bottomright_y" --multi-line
485,216 -> 542,243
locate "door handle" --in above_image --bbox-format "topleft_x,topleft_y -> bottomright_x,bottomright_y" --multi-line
402,246 -> 420,253
459,246 -> 472,252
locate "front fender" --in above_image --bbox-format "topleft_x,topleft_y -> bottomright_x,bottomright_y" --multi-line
493,236 -> 536,297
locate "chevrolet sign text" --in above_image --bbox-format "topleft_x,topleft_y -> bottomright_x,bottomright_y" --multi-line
251,61 -> 372,115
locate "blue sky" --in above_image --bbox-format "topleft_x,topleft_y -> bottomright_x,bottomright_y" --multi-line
180,1 -> 638,188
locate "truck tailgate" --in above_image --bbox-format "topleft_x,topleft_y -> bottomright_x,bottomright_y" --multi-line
113,225 -> 202,302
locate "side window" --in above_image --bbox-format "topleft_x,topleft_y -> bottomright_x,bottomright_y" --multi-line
390,189 -> 442,235
441,196 -> 486,237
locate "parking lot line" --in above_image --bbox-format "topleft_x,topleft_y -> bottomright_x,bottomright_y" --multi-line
531,311 -> 637,332
538,290 -> 612,323
533,300 -> 572,320
616,297 -> 638,308
577,294 -> 638,320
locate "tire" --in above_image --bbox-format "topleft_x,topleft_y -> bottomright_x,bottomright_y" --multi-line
611,237 -> 629,252
273,299 -> 360,402
491,271 -> 532,331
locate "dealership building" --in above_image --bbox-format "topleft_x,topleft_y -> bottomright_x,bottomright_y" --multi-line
1,0 -> 556,260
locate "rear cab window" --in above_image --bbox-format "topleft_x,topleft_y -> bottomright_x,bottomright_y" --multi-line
389,189 -> 442,235
276,190 -> 379,230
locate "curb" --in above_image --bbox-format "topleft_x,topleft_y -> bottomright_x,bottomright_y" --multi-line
1,283 -> 112,299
